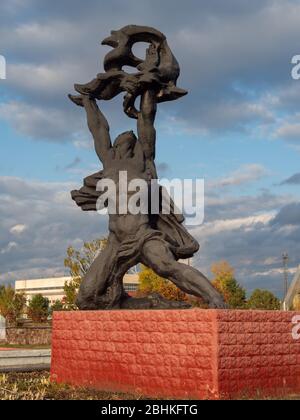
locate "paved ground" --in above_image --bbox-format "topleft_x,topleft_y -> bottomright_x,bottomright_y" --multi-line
0,348 -> 21,351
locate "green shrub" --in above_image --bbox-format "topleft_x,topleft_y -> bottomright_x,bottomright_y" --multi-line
0,286 -> 26,324
247,289 -> 280,310
28,294 -> 50,323
50,300 -> 64,314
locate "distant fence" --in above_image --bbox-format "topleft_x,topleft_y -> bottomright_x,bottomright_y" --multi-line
6,326 -> 52,346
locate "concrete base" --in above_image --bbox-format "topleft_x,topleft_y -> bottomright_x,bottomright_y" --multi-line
50,310 -> 300,399
0,349 -> 51,372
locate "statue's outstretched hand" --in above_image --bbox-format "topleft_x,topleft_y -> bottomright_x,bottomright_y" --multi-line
68,94 -> 98,109
123,93 -> 139,119
68,94 -> 85,107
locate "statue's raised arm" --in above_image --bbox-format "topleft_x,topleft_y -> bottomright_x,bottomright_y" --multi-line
69,95 -> 112,165
137,90 -> 157,161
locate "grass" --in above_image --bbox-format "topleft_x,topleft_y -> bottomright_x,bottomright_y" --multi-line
1,371 -> 300,400
0,371 -> 144,400
0,343 -> 50,350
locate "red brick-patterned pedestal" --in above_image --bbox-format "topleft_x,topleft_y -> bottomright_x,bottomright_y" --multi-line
51,310 -> 300,399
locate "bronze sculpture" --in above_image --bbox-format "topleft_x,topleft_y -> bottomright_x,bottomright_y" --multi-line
69,25 -> 226,310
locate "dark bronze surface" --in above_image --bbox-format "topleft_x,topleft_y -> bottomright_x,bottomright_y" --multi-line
69,25 -> 226,310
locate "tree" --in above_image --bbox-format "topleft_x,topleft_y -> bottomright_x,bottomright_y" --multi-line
293,294 -> 300,311
0,286 -> 26,324
211,261 -> 246,309
138,266 -> 188,302
247,289 -> 281,310
50,300 -> 64,315
63,238 -> 107,309
13,293 -> 27,320
27,294 -> 50,323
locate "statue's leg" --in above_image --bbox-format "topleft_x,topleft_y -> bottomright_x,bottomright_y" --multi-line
141,239 -> 227,309
94,255 -> 137,310
76,234 -> 119,310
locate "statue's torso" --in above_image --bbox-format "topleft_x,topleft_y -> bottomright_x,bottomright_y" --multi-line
102,153 -> 154,243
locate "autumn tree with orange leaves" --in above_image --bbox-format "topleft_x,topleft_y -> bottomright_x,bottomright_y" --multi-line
138,266 -> 189,302
211,261 -> 246,309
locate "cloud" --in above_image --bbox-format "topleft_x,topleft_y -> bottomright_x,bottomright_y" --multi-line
8,62 -> 77,97
280,172 -> 300,185
0,176 -> 107,284
0,175 -> 299,297
191,204 -> 300,297
64,157 -> 81,170
10,224 -> 27,235
274,122 -> 300,143
1,0 -> 300,142
0,242 -> 18,255
0,101 -> 84,142
208,164 -> 268,189
270,202 -> 300,226
195,213 -> 275,237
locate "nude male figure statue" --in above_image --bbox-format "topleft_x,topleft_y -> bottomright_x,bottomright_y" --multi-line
69,91 -> 226,310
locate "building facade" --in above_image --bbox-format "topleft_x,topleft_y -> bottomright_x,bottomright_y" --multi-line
284,265 -> 300,310
15,274 -> 140,304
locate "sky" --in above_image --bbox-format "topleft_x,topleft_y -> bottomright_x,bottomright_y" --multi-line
0,0 -> 300,298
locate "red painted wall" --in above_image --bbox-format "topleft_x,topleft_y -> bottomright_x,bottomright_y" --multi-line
51,309 -> 300,399
217,310 -> 300,398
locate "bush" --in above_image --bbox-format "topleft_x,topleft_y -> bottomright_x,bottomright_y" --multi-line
28,295 -> 50,323
0,286 -> 26,324
247,289 -> 281,310
50,300 -> 64,314
211,261 -> 246,309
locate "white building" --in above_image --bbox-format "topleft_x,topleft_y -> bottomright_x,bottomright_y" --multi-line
283,265 -> 300,310
15,274 -> 140,304
15,277 -> 71,304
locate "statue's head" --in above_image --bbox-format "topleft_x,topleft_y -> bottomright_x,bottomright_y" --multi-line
113,130 -> 137,157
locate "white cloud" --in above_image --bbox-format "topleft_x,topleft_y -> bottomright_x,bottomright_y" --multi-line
14,21 -> 83,49
274,122 -> 300,142
10,224 -> 27,235
0,101 -> 83,141
7,61 -> 90,97
193,213 -> 274,237
1,0 -> 300,141
208,164 -> 268,189
0,176 -> 108,284
0,242 -> 18,254
0,175 -> 299,296
250,266 -> 298,278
